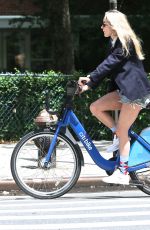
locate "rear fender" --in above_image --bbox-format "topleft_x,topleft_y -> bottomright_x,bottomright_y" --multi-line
128,127 -> 150,167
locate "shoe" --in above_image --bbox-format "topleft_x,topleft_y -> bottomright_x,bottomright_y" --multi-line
102,169 -> 130,185
106,135 -> 119,153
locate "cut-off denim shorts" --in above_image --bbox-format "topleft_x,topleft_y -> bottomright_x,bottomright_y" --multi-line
117,90 -> 150,108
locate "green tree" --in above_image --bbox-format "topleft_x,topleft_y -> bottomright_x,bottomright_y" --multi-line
20,0 -> 75,74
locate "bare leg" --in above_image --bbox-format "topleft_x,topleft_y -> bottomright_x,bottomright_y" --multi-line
90,91 -> 122,129
116,103 -> 142,158
102,103 -> 142,185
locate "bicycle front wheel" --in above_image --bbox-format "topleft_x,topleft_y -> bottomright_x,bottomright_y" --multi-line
11,131 -> 81,199
130,169 -> 150,195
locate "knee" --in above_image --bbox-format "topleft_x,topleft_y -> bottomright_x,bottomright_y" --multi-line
90,102 -> 99,115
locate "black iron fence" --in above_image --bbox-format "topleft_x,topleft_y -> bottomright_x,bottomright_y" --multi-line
0,72 -> 110,141
0,72 -> 149,142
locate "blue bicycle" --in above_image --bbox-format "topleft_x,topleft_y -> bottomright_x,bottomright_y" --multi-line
11,80 -> 150,199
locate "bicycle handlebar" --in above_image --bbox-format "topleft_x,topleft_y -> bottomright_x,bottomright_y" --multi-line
45,80 -> 80,115
66,80 -> 81,96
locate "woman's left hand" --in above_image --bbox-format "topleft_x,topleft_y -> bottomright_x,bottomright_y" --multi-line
78,76 -> 90,86
78,76 -> 90,93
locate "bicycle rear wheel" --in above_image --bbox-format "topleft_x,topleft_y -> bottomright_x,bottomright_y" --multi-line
130,169 -> 150,195
11,131 -> 81,199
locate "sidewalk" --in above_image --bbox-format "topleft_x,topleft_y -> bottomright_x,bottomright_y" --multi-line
0,140 -> 122,194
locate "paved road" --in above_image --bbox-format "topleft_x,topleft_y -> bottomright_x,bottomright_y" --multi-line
0,190 -> 150,229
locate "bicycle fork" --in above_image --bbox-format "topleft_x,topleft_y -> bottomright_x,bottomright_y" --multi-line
43,126 -> 61,167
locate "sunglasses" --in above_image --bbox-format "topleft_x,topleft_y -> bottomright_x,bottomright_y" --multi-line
102,22 -> 110,27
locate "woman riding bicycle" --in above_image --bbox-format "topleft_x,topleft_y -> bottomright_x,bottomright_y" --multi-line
78,10 -> 150,185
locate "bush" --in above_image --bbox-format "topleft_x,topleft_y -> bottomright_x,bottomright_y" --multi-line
0,71 -> 150,141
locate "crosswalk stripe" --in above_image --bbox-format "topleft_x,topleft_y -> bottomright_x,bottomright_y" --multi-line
0,196 -> 149,205
0,193 -> 150,229
0,203 -> 150,211
0,210 -> 150,220
1,220 -> 150,229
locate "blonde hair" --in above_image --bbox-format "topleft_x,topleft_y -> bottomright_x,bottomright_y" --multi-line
104,10 -> 144,60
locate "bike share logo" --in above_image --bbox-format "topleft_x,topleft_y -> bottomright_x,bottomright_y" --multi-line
79,132 -> 92,150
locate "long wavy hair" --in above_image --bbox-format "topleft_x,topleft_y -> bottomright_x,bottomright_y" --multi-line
104,10 -> 144,60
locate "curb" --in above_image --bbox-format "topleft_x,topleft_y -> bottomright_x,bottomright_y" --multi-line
76,176 -> 106,187
0,177 -> 106,192
0,176 -> 135,195
0,180 -> 19,191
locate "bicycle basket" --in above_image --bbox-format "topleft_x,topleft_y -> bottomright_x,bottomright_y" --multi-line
34,109 -> 58,128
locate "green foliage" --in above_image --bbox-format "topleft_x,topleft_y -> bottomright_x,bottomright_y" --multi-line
0,71 -> 150,141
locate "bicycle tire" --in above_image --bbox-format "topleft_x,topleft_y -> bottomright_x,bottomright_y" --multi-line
11,131 -> 82,199
130,169 -> 150,195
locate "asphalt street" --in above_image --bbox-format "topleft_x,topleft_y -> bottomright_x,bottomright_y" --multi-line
0,190 -> 150,229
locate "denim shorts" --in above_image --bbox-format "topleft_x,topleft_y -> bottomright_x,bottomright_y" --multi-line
117,90 -> 150,108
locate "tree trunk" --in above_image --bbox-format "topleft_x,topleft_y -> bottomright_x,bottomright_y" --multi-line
47,0 -> 74,74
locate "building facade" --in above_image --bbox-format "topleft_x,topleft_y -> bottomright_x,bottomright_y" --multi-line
0,0 -> 50,72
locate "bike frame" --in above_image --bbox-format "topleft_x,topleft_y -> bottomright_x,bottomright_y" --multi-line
44,108 -> 150,173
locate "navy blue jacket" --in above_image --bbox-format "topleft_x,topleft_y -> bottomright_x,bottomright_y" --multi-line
87,38 -> 150,100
